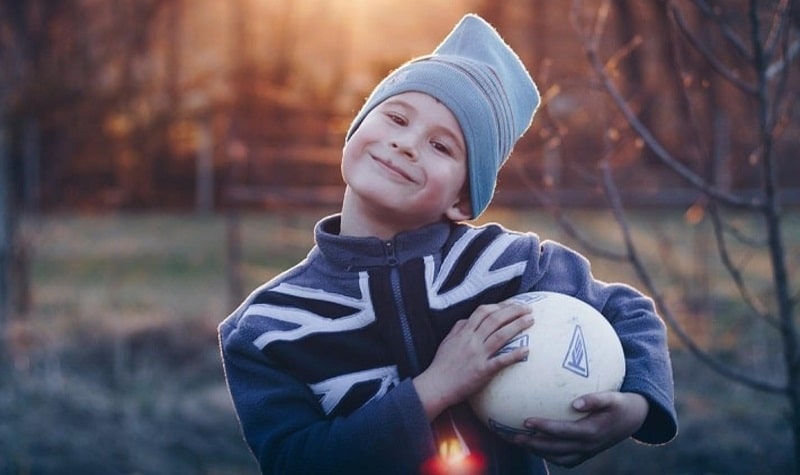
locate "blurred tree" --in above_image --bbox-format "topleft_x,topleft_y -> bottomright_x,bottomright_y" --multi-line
0,0 -> 183,345
0,0 -> 55,341
556,0 -> 799,468
0,0 -> 191,210
0,107 -> 9,361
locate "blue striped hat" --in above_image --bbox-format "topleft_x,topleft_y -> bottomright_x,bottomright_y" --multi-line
345,14 -> 540,219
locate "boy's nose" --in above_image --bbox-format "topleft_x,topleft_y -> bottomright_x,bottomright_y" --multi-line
390,138 -> 418,161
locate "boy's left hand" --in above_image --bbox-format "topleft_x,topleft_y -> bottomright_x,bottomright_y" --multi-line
512,391 -> 649,468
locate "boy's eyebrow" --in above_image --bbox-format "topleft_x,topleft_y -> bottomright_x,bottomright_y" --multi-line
382,97 -> 413,111
382,98 -> 466,153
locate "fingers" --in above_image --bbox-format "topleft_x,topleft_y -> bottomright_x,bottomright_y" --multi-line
424,301 -> 533,408
469,301 -> 532,342
515,392 -> 649,468
570,391 -> 616,413
522,417 -> 589,441
512,420 -> 597,468
521,395 -> 614,441
468,300 -> 528,329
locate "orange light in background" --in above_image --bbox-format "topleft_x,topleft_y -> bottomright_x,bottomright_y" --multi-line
420,439 -> 486,475
684,200 -> 706,225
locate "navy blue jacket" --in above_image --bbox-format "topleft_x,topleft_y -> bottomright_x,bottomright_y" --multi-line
219,215 -> 677,474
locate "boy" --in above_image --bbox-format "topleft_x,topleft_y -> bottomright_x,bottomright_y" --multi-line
219,14 -> 677,474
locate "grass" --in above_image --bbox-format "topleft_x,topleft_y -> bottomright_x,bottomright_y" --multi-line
1,208 -> 796,474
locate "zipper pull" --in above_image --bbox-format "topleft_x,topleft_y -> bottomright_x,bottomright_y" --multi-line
384,241 -> 399,266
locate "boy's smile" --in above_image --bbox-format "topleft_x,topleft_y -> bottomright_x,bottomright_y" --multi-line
370,152 -> 419,184
341,91 -> 470,237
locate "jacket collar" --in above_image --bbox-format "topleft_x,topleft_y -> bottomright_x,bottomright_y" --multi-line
314,214 -> 454,270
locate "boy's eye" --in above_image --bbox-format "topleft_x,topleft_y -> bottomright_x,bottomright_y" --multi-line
430,140 -> 451,155
387,113 -> 406,126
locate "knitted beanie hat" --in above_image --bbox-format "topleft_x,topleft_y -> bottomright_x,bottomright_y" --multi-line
345,14 -> 540,219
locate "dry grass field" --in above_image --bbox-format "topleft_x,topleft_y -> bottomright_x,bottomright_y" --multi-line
1,208 -> 795,474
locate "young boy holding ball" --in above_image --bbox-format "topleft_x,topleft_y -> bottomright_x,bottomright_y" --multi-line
219,14 -> 677,474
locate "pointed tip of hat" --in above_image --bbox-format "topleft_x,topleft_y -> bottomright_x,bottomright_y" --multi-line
461,13 -> 492,26
434,13 -> 504,55
433,12 -> 539,127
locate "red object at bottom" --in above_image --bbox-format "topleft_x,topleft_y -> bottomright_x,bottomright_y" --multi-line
421,440 -> 486,475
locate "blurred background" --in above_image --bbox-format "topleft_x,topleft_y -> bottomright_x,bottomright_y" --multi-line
1,0 -> 798,473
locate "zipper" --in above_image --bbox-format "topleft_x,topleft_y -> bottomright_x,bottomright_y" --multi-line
385,241 -> 475,461
385,241 -> 421,375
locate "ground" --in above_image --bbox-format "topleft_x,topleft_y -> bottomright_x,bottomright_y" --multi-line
1,210 -> 794,474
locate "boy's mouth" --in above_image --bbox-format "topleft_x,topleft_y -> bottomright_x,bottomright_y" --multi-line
372,155 -> 417,183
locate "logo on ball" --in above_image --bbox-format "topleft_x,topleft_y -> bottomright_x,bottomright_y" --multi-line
496,334 -> 529,362
562,325 -> 589,378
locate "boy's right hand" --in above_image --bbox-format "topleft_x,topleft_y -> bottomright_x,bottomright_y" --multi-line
413,300 -> 533,421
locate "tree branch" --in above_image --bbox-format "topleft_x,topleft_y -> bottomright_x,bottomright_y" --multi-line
718,216 -> 767,248
534,189 -> 628,262
764,0 -> 792,58
766,38 -> 800,79
669,2 -> 758,94
507,152 -> 628,262
573,0 -> 764,210
707,203 -> 777,328
688,0 -> 752,59
599,160 -> 786,394
583,40 -> 763,209
749,0 -> 800,387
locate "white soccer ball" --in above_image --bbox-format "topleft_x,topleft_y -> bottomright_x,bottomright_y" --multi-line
469,291 -> 626,437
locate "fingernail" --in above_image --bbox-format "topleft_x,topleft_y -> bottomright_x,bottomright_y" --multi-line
573,398 -> 585,410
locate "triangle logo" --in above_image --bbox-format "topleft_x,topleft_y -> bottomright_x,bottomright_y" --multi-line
562,325 -> 590,378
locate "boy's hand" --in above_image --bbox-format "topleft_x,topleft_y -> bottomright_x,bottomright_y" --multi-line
513,391 -> 649,467
413,301 -> 533,421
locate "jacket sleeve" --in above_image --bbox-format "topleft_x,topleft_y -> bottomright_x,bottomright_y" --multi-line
518,237 -> 678,445
218,315 -> 436,474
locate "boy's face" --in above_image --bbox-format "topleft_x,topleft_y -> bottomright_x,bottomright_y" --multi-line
342,91 -> 470,232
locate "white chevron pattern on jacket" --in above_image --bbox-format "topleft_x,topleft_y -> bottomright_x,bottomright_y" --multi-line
309,365 -> 400,415
245,271 -> 375,350
425,229 -> 527,309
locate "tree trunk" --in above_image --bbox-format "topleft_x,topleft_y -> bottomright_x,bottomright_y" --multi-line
226,210 -> 243,309
0,119 -> 11,363
195,119 -> 214,213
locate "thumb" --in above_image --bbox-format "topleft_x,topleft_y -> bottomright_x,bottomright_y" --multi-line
572,391 -> 615,413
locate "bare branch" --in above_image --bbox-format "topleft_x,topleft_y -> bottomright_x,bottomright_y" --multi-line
605,35 -> 643,74
533,189 -> 628,262
767,18 -> 797,132
749,0 -> 800,388
764,0 -> 792,58
708,203 -> 777,327
590,0 -> 612,52
507,153 -> 628,262
688,0 -> 752,59
766,38 -> 800,79
573,0 -> 763,209
718,217 -> 767,248
583,42 -> 763,210
669,2 -> 758,94
599,160 -> 786,394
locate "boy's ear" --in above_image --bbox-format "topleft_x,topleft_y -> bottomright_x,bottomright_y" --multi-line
445,195 -> 472,222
